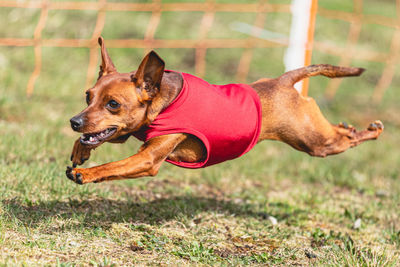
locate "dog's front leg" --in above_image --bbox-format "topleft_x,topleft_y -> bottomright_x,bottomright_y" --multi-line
66,134 -> 186,184
70,138 -> 97,167
70,134 -> 131,167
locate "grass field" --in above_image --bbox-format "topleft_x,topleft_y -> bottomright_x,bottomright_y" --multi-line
1,0 -> 400,265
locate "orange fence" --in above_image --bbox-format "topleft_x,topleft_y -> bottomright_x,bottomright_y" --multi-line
0,0 -> 399,103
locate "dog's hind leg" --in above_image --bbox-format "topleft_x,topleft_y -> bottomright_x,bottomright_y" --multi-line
269,91 -> 383,157
255,65 -> 383,157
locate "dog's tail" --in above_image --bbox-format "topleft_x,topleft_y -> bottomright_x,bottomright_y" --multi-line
279,64 -> 365,87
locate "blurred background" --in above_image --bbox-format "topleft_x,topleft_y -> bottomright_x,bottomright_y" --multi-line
0,0 -> 399,265
1,0 -> 399,123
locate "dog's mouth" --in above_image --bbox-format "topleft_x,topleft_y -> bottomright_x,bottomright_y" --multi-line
80,127 -> 117,145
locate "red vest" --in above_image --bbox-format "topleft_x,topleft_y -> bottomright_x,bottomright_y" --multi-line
133,71 -> 262,168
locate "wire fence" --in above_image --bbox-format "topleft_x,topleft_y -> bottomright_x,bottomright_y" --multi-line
0,0 -> 399,103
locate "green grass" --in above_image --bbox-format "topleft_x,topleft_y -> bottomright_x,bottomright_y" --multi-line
1,0 -> 400,265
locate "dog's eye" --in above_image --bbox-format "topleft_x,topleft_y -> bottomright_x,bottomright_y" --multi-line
106,100 -> 120,110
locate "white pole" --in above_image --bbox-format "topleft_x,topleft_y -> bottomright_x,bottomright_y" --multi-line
284,0 -> 313,94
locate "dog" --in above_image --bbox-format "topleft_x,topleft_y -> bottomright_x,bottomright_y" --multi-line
66,37 -> 383,184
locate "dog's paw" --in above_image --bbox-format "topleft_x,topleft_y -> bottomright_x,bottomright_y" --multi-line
70,139 -> 93,167
338,122 -> 355,130
71,156 -> 89,168
367,120 -> 384,131
70,152 -> 90,167
66,166 -> 83,185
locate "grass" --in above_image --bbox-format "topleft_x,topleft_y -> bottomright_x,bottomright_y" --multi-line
1,0 -> 400,265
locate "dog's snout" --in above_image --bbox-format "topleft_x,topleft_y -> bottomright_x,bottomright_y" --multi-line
70,115 -> 84,131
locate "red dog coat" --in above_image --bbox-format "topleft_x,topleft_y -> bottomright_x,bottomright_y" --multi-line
133,71 -> 262,168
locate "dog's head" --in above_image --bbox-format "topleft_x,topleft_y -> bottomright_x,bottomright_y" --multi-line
70,37 -> 165,146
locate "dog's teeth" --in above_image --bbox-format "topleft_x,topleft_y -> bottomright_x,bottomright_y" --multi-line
80,128 -> 114,143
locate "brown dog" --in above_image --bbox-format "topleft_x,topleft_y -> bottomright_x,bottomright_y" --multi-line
66,37 -> 383,184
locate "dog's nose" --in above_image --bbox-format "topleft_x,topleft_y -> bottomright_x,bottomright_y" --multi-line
70,115 -> 84,131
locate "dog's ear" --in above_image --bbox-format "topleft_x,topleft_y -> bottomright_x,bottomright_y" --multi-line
98,36 -> 117,78
132,50 -> 165,103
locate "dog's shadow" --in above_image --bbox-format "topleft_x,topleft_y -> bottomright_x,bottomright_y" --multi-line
1,194 -> 305,231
